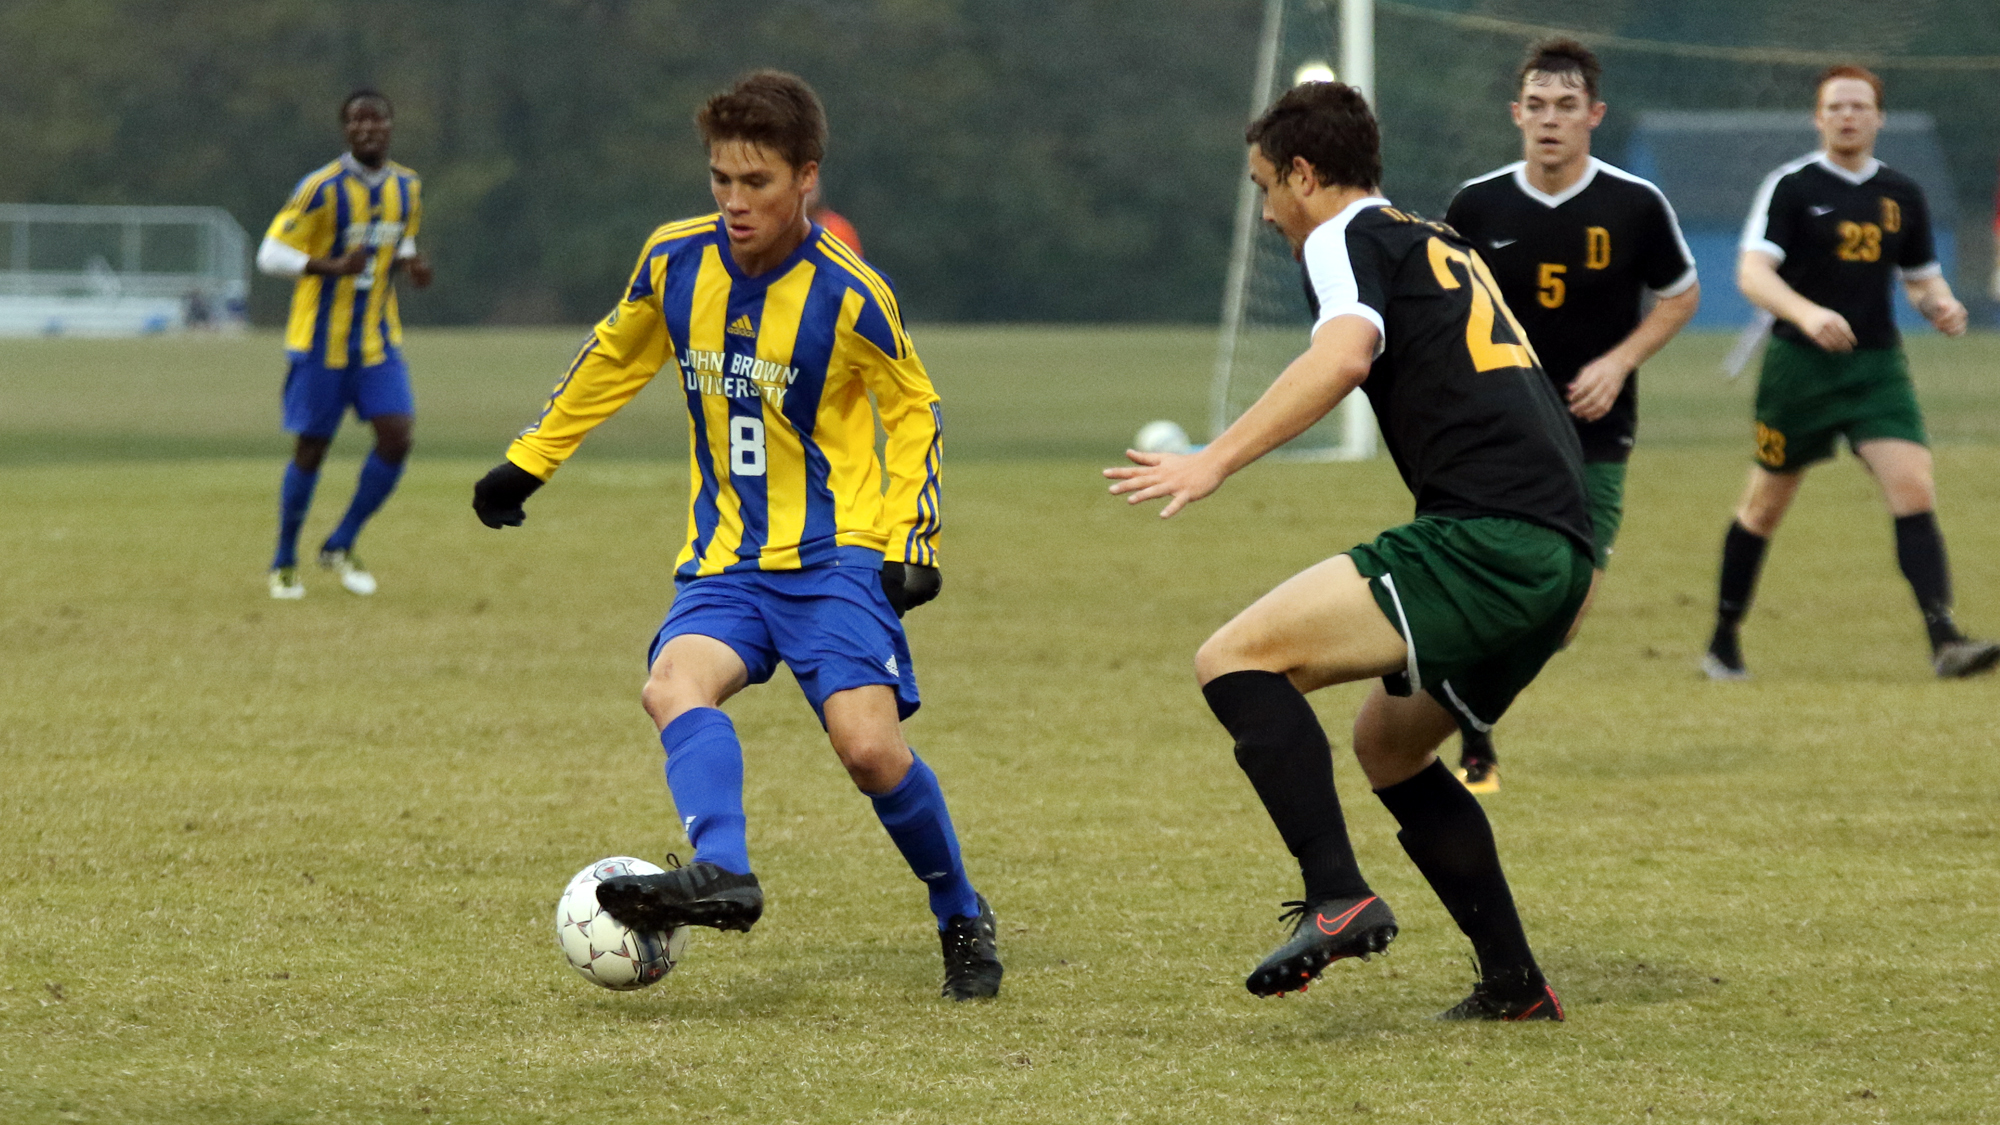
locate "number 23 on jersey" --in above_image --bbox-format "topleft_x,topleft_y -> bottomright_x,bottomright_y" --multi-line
1427,237 -> 1540,373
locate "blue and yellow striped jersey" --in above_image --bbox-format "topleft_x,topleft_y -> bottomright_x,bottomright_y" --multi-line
507,216 -> 943,578
264,156 -> 423,368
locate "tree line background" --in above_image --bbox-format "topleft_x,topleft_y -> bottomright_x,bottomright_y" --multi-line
3,0 -> 1995,326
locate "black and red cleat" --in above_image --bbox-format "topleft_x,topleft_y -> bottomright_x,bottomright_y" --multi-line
1437,980 -> 1565,1021
1245,894 -> 1398,997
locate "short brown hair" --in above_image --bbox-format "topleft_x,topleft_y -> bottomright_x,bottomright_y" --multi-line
1245,82 -> 1381,191
1519,37 -> 1601,100
1816,64 -> 1884,109
695,70 -> 827,169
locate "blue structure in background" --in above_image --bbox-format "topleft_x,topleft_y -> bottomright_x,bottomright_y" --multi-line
1624,112 -> 1958,330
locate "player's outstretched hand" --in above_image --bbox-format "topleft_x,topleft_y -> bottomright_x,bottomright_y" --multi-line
880,561 -> 941,617
472,461 -> 545,529
1567,354 -> 1631,422
407,255 -> 435,289
1104,449 -> 1223,518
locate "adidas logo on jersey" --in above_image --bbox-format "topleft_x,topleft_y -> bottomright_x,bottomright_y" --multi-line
727,314 -> 757,337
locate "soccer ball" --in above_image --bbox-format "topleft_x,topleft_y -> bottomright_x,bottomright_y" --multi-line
554,857 -> 689,990
1134,419 -> 1193,454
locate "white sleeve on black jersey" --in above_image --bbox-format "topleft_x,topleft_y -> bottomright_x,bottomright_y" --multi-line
1302,204 -> 1387,355
1597,164 -> 1700,298
1741,155 -> 1816,263
1897,184 -> 1943,280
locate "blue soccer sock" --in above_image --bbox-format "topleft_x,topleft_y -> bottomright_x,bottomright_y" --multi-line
273,461 -> 320,570
323,451 -> 405,553
869,753 -> 980,928
661,708 -> 750,875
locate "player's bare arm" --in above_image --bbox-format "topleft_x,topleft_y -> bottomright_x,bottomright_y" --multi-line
1905,274 -> 1967,337
1567,283 -> 1700,420
1739,249 -> 1855,352
1105,314 -> 1377,517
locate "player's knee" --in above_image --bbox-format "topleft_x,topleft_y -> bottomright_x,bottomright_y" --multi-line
639,668 -> 701,729
292,438 -> 330,472
1194,629 -> 1249,685
375,435 -> 412,464
830,731 -> 909,790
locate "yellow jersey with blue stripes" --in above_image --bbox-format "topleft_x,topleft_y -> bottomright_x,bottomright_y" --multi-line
507,216 -> 943,578
265,157 -> 423,368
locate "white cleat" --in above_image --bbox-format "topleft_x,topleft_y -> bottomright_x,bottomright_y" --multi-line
318,549 -> 378,596
269,567 -> 305,600
1700,652 -> 1748,681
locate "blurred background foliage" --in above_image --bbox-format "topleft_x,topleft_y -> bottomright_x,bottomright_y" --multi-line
2,0 -> 1993,325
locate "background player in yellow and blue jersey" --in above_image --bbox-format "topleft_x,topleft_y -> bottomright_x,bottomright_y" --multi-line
472,71 -> 1000,1001
256,90 -> 430,599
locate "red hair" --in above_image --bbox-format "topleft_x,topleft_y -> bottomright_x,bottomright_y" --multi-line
1816,65 -> 1884,110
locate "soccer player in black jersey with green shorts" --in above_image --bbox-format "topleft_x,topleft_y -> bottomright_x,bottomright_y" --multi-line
1108,81 -> 1590,1020
1445,39 -> 1701,791
1706,65 -> 1997,680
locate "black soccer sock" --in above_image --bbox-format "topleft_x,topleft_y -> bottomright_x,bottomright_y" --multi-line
1711,521 -> 1769,657
1376,759 -> 1542,996
1894,512 -> 1963,650
1459,725 -> 1496,768
1202,670 -> 1371,902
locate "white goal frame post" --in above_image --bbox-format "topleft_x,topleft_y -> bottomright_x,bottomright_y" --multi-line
0,203 -> 250,337
1211,0 -> 1378,461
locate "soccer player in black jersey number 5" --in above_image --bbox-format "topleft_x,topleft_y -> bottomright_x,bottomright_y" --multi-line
1108,82 -> 1590,1021
1445,39 -> 1700,791
1704,66 -> 1997,681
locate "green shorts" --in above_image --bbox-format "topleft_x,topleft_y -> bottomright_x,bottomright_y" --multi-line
1347,516 -> 1593,734
1583,461 -> 1626,570
1753,336 -> 1926,472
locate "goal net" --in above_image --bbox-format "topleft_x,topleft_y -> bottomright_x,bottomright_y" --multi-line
1212,0 -> 1379,460
0,204 -> 250,336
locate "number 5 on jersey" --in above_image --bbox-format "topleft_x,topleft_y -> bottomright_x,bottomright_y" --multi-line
730,416 -> 766,476
1428,237 -> 1540,373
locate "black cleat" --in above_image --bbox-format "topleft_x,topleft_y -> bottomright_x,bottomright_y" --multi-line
1704,626 -> 1749,681
1245,894 -> 1398,997
939,895 -> 1003,1001
1934,637 -> 2000,679
596,857 -> 763,933
1438,980 -> 1565,1021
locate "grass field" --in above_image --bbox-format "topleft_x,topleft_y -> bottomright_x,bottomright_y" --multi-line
3,327 -> 1999,1123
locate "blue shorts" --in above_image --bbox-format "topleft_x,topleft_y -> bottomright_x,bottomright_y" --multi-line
650,560 -> 919,724
282,349 -> 414,438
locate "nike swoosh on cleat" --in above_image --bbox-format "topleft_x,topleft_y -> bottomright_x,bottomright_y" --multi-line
1315,896 -> 1377,936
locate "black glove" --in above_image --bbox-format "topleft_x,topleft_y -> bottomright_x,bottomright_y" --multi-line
472,461 -> 545,529
879,561 -> 941,618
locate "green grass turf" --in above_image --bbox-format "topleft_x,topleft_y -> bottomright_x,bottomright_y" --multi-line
3,328 -> 1999,1122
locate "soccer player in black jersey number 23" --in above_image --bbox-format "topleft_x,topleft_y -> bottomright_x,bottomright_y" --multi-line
1705,66 -> 1997,681
1107,82 -> 1588,1021
1444,38 -> 1701,790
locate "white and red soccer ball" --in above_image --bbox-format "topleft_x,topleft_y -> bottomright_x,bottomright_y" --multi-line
554,857 -> 689,990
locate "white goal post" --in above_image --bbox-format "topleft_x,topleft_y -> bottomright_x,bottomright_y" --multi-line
1210,0 -> 1378,460
0,203 -> 249,336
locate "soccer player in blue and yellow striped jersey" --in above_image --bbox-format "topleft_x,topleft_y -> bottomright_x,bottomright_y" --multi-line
473,71 -> 1000,1000
256,89 -> 431,599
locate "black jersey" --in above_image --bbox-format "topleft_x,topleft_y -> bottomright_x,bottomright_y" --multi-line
1445,159 -> 1696,463
1742,153 -> 1939,352
1302,198 -> 1593,555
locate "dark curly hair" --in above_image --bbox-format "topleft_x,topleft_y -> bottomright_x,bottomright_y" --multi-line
696,70 -> 827,170
1244,81 -> 1380,191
